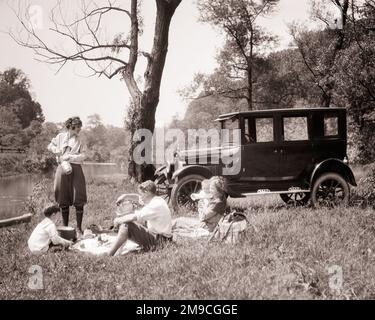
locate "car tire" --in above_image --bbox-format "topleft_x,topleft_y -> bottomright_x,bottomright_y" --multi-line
311,173 -> 349,208
171,174 -> 206,213
280,192 -> 310,206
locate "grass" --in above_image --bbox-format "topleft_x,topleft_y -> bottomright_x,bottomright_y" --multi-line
1,173 -> 375,299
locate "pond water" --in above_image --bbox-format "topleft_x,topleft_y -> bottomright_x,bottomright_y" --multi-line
0,175 -> 34,220
0,163 -> 120,220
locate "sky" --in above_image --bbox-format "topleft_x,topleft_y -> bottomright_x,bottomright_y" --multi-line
0,0 -> 317,128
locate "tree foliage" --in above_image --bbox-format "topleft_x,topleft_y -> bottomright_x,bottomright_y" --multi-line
0,68 -> 44,128
0,68 -> 44,149
80,114 -> 129,167
191,0 -> 279,109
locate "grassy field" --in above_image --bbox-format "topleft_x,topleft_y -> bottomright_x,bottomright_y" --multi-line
0,172 -> 375,300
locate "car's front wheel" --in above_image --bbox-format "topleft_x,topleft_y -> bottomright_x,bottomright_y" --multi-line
154,175 -> 171,202
311,173 -> 349,208
171,174 -> 205,213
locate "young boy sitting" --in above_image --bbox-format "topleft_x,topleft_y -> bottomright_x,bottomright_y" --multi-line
108,181 -> 172,256
28,205 -> 73,255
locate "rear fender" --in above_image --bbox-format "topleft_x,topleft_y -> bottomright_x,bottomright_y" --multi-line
310,159 -> 357,187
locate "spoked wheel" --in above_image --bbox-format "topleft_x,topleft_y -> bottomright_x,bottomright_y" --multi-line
171,174 -> 205,213
280,192 -> 310,206
155,175 -> 171,202
311,173 -> 349,208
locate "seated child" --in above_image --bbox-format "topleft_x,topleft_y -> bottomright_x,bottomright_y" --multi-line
108,181 -> 172,256
28,205 -> 73,254
190,179 -> 211,221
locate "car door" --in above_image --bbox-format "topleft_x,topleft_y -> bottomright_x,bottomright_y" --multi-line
240,115 -> 280,183
278,113 -> 314,182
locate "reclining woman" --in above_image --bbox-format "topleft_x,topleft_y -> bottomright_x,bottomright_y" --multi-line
200,176 -> 227,232
172,176 -> 227,236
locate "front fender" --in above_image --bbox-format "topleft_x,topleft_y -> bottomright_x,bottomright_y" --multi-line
172,165 -> 214,181
153,165 -> 167,180
310,158 -> 357,187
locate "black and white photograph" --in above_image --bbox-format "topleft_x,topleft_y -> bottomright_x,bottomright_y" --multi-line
0,0 -> 374,304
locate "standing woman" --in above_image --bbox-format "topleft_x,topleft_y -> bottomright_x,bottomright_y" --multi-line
48,117 -> 87,237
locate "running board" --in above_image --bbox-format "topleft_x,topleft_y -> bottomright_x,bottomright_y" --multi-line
241,188 -> 310,196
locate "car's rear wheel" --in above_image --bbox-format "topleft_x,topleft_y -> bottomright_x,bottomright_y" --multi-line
171,174 -> 205,213
311,173 -> 349,208
280,192 -> 310,206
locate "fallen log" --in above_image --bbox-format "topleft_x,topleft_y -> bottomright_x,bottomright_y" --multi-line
0,213 -> 33,228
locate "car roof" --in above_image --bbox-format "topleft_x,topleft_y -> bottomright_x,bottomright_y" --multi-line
215,107 -> 346,120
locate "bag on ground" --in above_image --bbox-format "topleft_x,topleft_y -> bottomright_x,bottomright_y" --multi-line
213,211 -> 248,244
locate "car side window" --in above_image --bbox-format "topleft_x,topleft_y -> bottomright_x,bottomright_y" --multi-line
324,115 -> 338,136
283,116 -> 308,141
255,118 -> 273,142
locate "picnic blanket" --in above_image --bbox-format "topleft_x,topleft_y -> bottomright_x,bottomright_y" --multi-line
72,217 -> 212,256
172,213 -> 249,243
172,217 -> 210,239
72,232 -> 141,256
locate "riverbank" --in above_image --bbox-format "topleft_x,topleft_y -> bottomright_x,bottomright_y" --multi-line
1,174 -> 374,299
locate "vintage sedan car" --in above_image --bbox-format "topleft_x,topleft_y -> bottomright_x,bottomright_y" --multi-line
154,107 -> 357,211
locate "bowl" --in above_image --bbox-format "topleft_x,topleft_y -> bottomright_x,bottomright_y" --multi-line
57,226 -> 76,241
61,161 -> 72,175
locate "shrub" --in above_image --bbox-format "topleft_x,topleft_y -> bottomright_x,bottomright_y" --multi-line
352,163 -> 375,207
0,154 -> 27,177
23,154 -> 57,175
23,177 -> 55,214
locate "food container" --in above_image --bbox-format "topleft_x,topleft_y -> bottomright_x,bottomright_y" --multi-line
57,226 -> 76,241
61,160 -> 72,175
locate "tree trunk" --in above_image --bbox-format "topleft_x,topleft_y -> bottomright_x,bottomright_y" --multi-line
247,29 -> 254,110
247,63 -> 253,110
127,97 -> 158,183
322,0 -> 349,108
127,0 -> 181,183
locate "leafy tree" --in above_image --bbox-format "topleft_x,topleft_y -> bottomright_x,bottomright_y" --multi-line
0,68 -> 44,128
0,106 -> 23,146
192,0 -> 279,109
333,1 -> 375,162
83,114 -> 107,149
78,114 -> 130,165
25,122 -> 59,173
290,0 -> 350,108
286,0 -> 375,162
